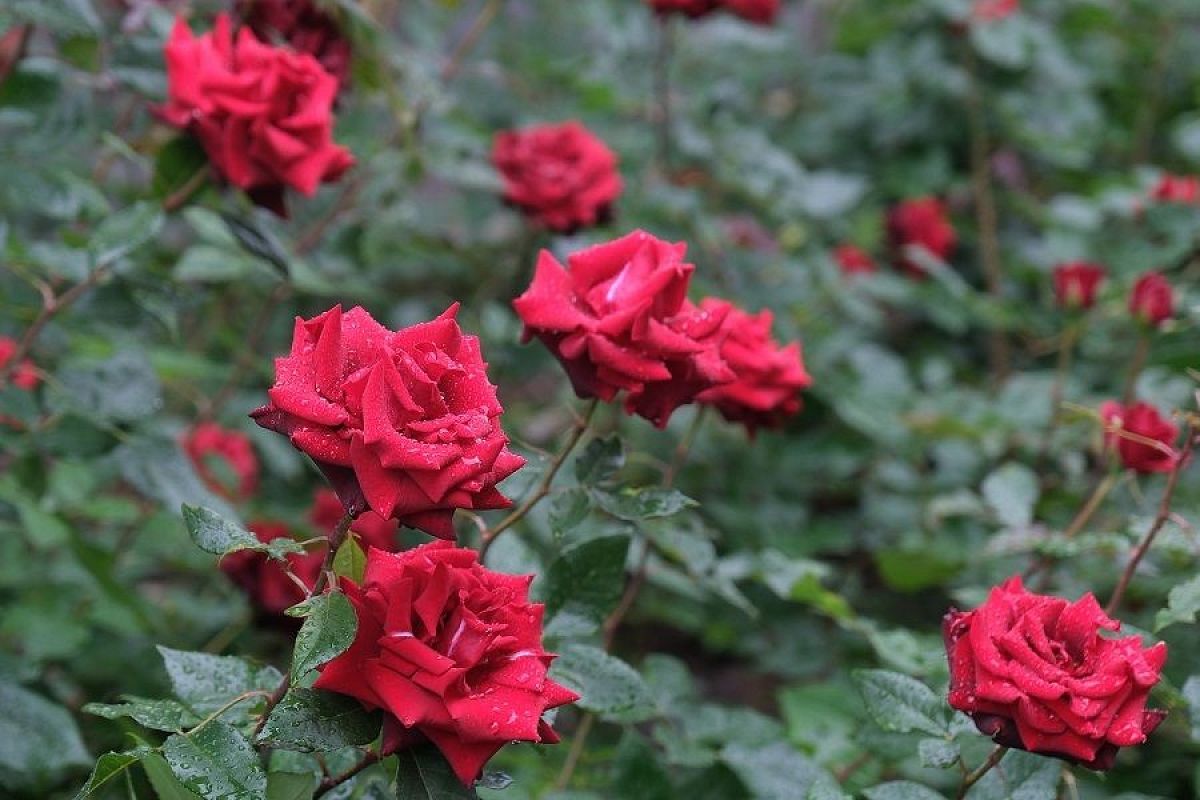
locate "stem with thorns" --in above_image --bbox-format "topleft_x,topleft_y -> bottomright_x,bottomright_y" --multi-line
956,746 -> 1007,799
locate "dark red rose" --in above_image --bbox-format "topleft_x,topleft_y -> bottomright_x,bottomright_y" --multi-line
236,0 -> 351,87
834,244 -> 876,277
972,0 -> 1018,21
1100,401 -> 1180,474
182,422 -> 259,501
1128,272 -> 1173,327
944,576 -> 1167,771
696,301 -> 810,434
492,121 -> 623,234
158,14 -> 354,216
1053,261 -> 1106,310
887,197 -> 956,278
314,542 -> 578,786
1150,173 -> 1199,204
512,230 -> 735,428
721,0 -> 779,24
0,336 -> 38,390
310,488 -> 398,552
251,304 -> 524,540
221,521 -> 322,615
645,0 -> 720,18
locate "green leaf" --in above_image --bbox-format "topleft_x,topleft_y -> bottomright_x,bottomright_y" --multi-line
1182,676 -> 1200,742
157,646 -> 283,716
549,644 -> 655,723
83,696 -> 199,732
981,462 -> 1039,529
548,487 -> 592,537
543,534 -> 629,627
291,590 -> 357,681
917,738 -> 960,769
592,487 -> 696,521
182,504 -> 305,560
174,245 -> 264,283
50,349 -> 163,423
221,213 -> 290,275
88,201 -> 164,266
613,732 -> 673,800
333,535 -> 367,582
863,782 -> 946,800
112,435 -> 238,524
1155,574 -> 1200,632
152,136 -> 209,202
0,683 -> 91,791
964,750 -> 1057,800
256,689 -> 381,752
74,750 -> 148,799
265,770 -> 319,800
721,742 -> 846,800
574,436 -> 624,483
395,744 -> 479,799
142,752 -> 204,800
853,670 -> 948,736
163,721 -> 267,800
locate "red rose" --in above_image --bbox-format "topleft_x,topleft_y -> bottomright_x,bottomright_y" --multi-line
236,0 -> 351,87
887,197 -> 956,278
512,230 -> 735,428
221,520 -> 323,615
0,336 -> 38,390
1150,173 -> 1199,204
492,121 -> 623,234
310,488 -> 398,552
972,0 -> 1019,21
834,244 -> 876,277
313,542 -> 578,785
182,422 -> 260,501
251,304 -> 524,540
1052,261 -> 1106,310
721,0 -> 780,25
944,576 -> 1167,771
1128,272 -> 1173,327
696,302 -> 810,433
645,0 -> 720,18
158,14 -> 354,215
1100,401 -> 1180,474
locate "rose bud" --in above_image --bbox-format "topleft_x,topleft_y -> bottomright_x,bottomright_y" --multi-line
834,244 -> 876,277
0,336 -> 38,391
972,0 -> 1019,21
157,14 -> 354,216
1100,401 -> 1180,474
512,230 -> 735,428
251,304 -> 524,540
309,488 -> 399,552
886,197 -> 957,278
220,521 -> 323,615
182,422 -> 260,502
492,121 -> 623,234
236,0 -> 351,88
721,0 -> 780,25
944,576 -> 1167,771
1052,261 -> 1106,310
1128,272 -> 1174,328
314,542 -> 579,786
1150,173 -> 1200,204
645,0 -> 721,18
695,301 -> 811,434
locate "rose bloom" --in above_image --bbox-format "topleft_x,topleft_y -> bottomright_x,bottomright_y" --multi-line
492,121 -> 623,234
1100,401 -> 1180,474
221,521 -> 323,615
1150,173 -> 1200,204
696,302 -> 810,434
236,0 -> 351,87
0,336 -> 38,390
886,197 -> 956,278
158,14 -> 354,215
310,488 -> 398,551
1052,261 -> 1106,310
182,422 -> 260,501
314,542 -> 578,785
1128,271 -> 1173,327
252,304 -> 524,540
944,576 -> 1167,770
645,0 -> 720,18
721,0 -> 780,25
972,0 -> 1019,21
512,230 -> 735,428
834,244 -> 876,277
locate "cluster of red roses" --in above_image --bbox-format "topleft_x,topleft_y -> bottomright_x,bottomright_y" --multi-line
834,196 -> 957,278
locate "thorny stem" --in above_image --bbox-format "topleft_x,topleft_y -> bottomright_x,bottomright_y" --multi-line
655,16 -> 675,169
314,749 -> 381,797
162,165 -> 211,213
310,511 -> 357,598
251,676 -> 290,740
1105,422 -> 1196,616
552,712 -> 594,791
956,746 -> 1007,799
441,0 -> 502,81
1026,471 -> 1117,587
478,398 -> 600,560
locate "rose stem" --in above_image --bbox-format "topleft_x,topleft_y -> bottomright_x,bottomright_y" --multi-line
1105,422 -> 1195,616
1122,332 -> 1149,406
440,0 -> 502,82
1026,469 -> 1117,588
655,15 -> 675,169
555,407 -> 708,791
161,164 -> 211,212
313,750 -> 381,798
478,398 -> 600,560
1042,320 -> 1080,458
956,746 -> 1007,799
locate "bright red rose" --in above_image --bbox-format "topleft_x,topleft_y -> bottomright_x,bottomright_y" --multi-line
512,230 -> 735,428
645,0 -> 721,18
220,521 -> 322,615
314,542 -> 578,785
887,197 -> 956,278
182,422 -> 260,501
310,488 -> 398,552
1128,272 -> 1173,327
721,0 -> 780,25
236,0 -> 351,87
492,121 -> 623,234
696,302 -> 810,433
972,0 -> 1019,21
834,244 -> 876,277
1100,401 -> 1180,474
1053,261 -> 1106,310
1150,173 -> 1199,204
158,14 -> 354,215
251,304 -> 524,540
944,576 -> 1167,771
0,336 -> 38,390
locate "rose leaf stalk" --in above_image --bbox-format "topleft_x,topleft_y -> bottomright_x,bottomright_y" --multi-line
956,745 -> 1007,800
